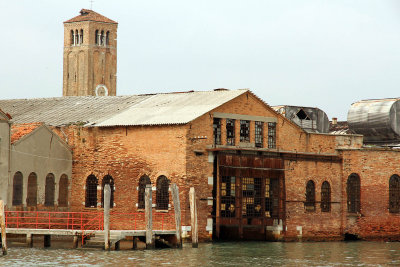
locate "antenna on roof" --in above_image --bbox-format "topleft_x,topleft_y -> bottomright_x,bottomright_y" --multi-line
90,0 -> 94,10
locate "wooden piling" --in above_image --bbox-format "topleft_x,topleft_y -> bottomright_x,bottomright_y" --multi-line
145,184 -> 154,249
73,235 -> 78,248
26,233 -> 33,248
132,237 -> 138,250
104,184 -> 111,251
171,183 -> 182,248
0,200 -> 7,255
189,187 -> 198,248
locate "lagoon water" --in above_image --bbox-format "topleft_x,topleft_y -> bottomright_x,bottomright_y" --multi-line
1,241 -> 400,266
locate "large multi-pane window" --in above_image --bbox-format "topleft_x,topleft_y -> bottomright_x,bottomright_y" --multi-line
85,174 -> 98,208
240,120 -> 250,142
255,121 -> 263,148
389,175 -> 400,213
321,181 -> 331,212
242,177 -> 262,217
347,173 -> 360,213
156,176 -> 170,210
226,119 -> 235,146
265,178 -> 279,218
213,118 -> 221,145
138,175 -> 151,209
221,176 -> 236,218
305,180 -> 316,211
268,122 -> 276,149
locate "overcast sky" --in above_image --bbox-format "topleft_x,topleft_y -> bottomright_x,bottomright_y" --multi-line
1,0 -> 400,120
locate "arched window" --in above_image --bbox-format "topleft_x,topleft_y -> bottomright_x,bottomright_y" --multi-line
58,174 -> 69,207
45,173 -> 55,206
80,29 -> 83,44
75,30 -> 79,46
101,175 -> 114,208
138,175 -> 151,209
85,174 -> 98,208
27,172 -> 37,206
106,31 -> 110,46
347,173 -> 360,213
12,172 -> 23,206
100,30 -> 104,46
70,30 -> 74,45
321,181 -> 331,212
95,29 -> 99,45
389,175 -> 400,213
156,176 -> 170,210
305,180 -> 315,211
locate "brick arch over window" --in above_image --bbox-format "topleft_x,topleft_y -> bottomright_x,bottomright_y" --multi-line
156,176 -> 170,210
12,171 -> 23,206
305,180 -> 315,211
347,173 -> 361,213
27,172 -> 37,206
138,175 -> 151,209
58,174 -> 69,207
389,174 -> 400,213
101,175 -> 114,208
321,181 -> 331,212
45,173 -> 55,206
86,174 -> 98,208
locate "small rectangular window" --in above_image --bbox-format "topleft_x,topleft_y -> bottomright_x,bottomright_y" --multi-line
240,120 -> 250,142
268,122 -> 276,149
226,119 -> 235,146
213,118 -> 221,145
255,121 -> 263,148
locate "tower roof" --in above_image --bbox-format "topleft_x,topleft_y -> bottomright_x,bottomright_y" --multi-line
64,9 -> 117,24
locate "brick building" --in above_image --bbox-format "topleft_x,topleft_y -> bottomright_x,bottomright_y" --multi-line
1,9 -> 400,242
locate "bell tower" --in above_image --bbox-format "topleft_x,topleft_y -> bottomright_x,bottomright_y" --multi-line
63,9 -> 118,96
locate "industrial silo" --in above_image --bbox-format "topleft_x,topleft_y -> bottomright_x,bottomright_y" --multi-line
347,98 -> 400,144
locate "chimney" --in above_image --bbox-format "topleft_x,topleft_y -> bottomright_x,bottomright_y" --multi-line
332,117 -> 337,125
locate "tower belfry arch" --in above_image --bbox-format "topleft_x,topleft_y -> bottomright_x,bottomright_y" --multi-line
62,9 -> 118,97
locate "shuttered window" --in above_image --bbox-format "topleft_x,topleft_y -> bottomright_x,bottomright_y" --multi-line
58,174 -> 69,207
12,172 -> 23,206
27,172 -> 37,206
347,173 -> 361,213
45,173 -> 55,206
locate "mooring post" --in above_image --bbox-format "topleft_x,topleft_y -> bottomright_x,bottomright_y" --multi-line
145,184 -> 154,249
171,183 -> 182,248
73,235 -> 78,248
0,200 -> 7,255
189,187 -> 198,248
26,233 -> 33,248
132,237 -> 138,250
104,184 -> 111,251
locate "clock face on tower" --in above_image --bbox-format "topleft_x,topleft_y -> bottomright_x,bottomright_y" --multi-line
95,84 -> 109,96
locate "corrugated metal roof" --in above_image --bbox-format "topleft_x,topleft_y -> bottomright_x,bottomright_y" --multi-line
0,89 -> 248,127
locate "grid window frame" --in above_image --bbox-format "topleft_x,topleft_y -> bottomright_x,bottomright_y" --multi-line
268,122 -> 276,149
240,120 -> 250,143
255,121 -> 264,148
226,119 -> 235,146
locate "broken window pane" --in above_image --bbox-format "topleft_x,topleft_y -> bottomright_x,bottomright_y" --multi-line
226,119 -> 235,146
268,122 -> 276,149
240,120 -> 250,142
221,176 -> 236,218
255,121 -> 263,148
213,118 -> 221,145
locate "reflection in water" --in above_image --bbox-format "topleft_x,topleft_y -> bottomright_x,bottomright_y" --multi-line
1,241 -> 400,266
